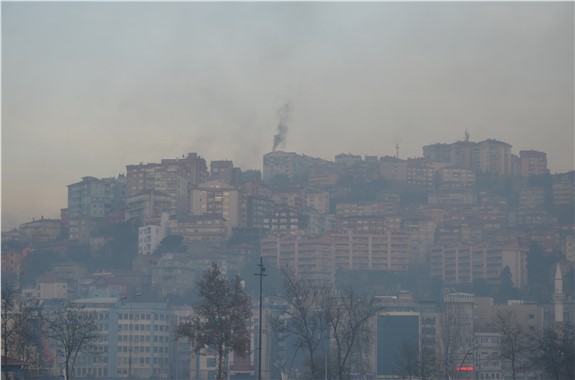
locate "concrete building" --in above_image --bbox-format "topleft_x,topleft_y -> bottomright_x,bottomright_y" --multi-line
33,272 -> 69,300
518,187 -> 546,209
423,143 -> 452,163
303,188 -> 330,214
475,139 -> 512,176
441,292 -> 476,380
137,214 -> 169,256
262,151 -> 309,185
336,200 -> 399,217
191,180 -> 240,229
68,215 -> 101,243
262,232 -> 409,283
336,215 -> 386,234
71,298 -> 174,379
449,140 -> 477,169
473,332 -> 503,380
438,167 -> 476,189
406,159 -> 436,189
428,190 -> 477,205
210,160 -> 235,184
332,232 -> 409,272
334,153 -> 362,167
19,217 -> 62,242
125,190 -> 171,224
262,207 -> 307,236
431,242 -> 528,287
262,235 -> 334,283
67,176 -> 126,219
126,153 -> 208,217
150,253 -> 198,297
168,214 -> 230,244
380,156 -> 408,182
519,150 -> 548,177
552,172 -> 575,206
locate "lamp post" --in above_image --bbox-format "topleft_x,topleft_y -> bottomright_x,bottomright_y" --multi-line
121,293 -> 141,379
254,257 -> 267,380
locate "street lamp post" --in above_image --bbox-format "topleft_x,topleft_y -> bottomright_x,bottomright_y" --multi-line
121,293 -> 141,379
254,257 -> 267,380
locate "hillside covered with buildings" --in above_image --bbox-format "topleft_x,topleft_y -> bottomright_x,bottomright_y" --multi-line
2,136 -> 574,380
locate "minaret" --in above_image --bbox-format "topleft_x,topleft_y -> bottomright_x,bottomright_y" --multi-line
553,263 -> 564,323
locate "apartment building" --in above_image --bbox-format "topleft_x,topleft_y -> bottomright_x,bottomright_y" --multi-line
261,234 -> 334,283
125,189 -> 171,223
261,232 -> 409,283
336,215 -> 386,234
430,242 -> 527,287
262,151 -> 309,184
210,160 -> 234,184
67,176 -> 126,219
168,214 -> 230,244
191,180 -> 240,228
406,159 -> 436,189
68,215 -> 101,243
476,139 -> 512,176
126,153 -> 208,217
262,207 -> 307,236
380,156 -> 408,182
429,190 -> 477,205
519,150 -> 548,177
442,292 -> 476,380
438,167 -> 476,189
332,232 -> 409,272
449,140 -> 477,169
552,172 -> 575,206
336,200 -> 399,217
303,187 -> 330,214
137,214 -> 168,256
150,253 -> 198,296
19,217 -> 62,242
518,187 -> 546,209
423,143 -> 452,163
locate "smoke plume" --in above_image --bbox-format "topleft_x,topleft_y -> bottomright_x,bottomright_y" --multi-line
272,102 -> 292,152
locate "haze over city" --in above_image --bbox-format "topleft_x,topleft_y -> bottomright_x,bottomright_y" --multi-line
2,1 -> 573,230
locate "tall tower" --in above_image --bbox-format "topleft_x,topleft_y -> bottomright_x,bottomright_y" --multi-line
553,263 -> 564,323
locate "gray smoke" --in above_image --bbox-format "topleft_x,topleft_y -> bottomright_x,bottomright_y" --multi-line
272,103 -> 292,152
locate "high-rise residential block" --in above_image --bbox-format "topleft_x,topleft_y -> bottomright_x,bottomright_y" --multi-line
475,139 -> 512,176
210,160 -> 235,184
190,180 -> 240,228
67,176 -> 126,219
519,150 -> 548,177
126,153 -> 208,217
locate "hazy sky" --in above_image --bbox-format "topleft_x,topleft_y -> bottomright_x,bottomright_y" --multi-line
2,2 -> 574,230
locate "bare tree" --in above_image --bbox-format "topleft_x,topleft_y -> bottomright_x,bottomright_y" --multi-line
46,302 -> 99,380
438,301 -> 477,380
176,261 -> 252,380
1,285 -> 43,366
419,343 -> 439,380
490,310 -> 531,380
532,322 -> 575,380
272,268 -> 329,379
394,341 -> 420,380
324,287 -> 379,380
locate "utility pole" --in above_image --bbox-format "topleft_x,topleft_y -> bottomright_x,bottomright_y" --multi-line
254,257 -> 267,380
